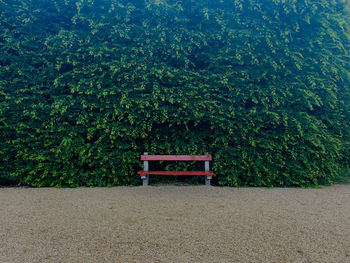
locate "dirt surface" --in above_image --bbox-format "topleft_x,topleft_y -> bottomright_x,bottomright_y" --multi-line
0,185 -> 350,263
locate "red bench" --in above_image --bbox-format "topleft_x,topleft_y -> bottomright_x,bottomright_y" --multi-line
138,152 -> 213,186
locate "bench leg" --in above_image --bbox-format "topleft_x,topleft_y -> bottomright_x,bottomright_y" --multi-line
142,175 -> 149,186
205,158 -> 211,186
142,152 -> 149,186
205,177 -> 211,186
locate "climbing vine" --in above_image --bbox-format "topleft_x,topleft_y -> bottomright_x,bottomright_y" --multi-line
0,0 -> 349,187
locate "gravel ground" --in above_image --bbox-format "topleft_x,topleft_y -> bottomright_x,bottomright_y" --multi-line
0,185 -> 350,263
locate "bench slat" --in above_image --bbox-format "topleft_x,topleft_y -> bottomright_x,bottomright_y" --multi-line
138,170 -> 213,176
140,155 -> 212,161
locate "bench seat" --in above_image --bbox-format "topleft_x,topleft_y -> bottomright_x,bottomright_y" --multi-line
138,170 -> 213,178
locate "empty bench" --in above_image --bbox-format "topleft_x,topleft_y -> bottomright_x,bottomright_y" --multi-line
137,152 -> 214,186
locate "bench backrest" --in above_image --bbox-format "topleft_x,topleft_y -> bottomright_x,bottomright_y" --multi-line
140,155 -> 212,161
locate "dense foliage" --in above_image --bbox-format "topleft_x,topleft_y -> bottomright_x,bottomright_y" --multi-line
0,0 -> 349,187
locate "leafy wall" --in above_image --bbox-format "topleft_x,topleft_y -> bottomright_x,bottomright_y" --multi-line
0,0 -> 349,187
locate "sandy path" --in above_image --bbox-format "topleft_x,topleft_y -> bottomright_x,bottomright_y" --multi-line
0,185 -> 349,263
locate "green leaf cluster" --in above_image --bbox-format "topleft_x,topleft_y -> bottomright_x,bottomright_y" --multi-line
0,0 -> 349,187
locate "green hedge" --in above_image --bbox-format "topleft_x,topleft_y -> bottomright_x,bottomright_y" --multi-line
0,0 -> 349,187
